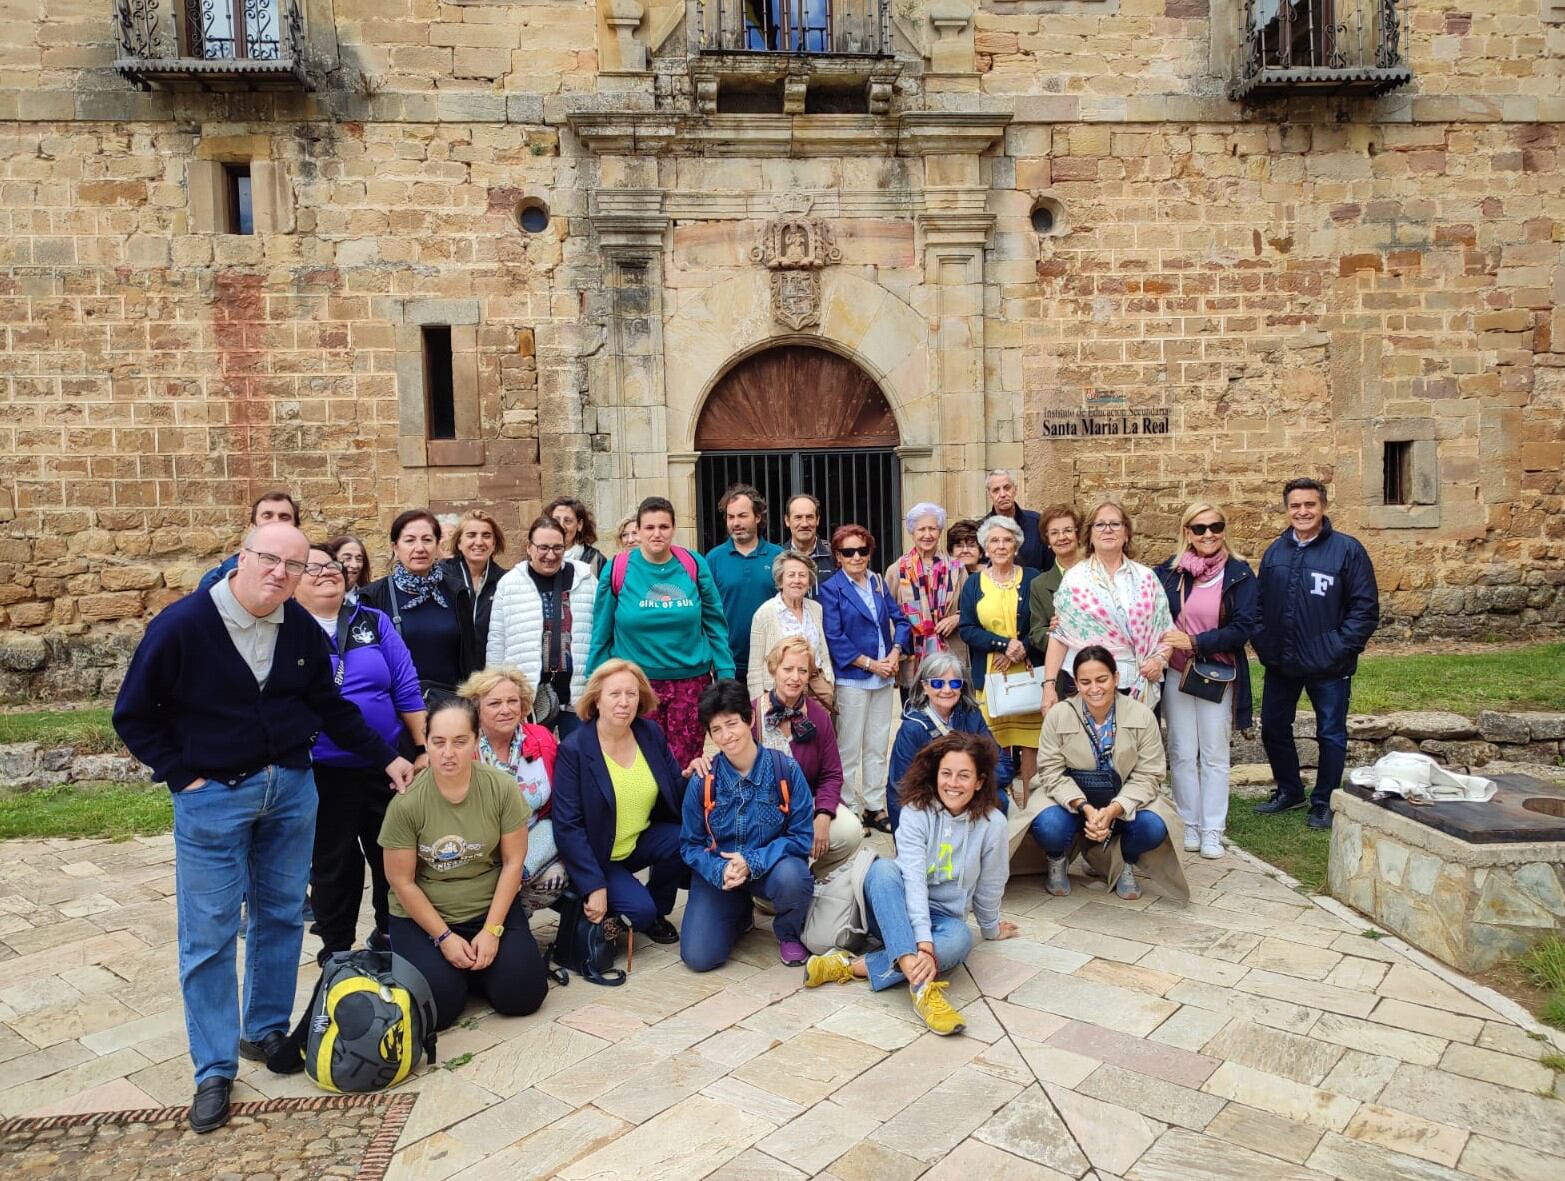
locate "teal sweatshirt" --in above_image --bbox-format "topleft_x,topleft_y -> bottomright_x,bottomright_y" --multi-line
586,549 -> 736,682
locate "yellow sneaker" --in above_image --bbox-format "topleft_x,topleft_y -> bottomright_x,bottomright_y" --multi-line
910,979 -> 966,1036
803,949 -> 856,988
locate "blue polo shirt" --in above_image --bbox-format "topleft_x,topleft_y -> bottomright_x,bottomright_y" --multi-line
705,537 -> 785,675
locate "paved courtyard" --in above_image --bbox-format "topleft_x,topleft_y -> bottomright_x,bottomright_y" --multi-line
1,830 -> 1562,1181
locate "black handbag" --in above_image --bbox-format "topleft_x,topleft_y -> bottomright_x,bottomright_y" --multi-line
1064,767 -> 1123,809
550,891 -> 632,986
1179,658 -> 1235,703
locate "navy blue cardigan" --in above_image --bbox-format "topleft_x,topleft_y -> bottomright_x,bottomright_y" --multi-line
957,567 -> 1045,694
113,590 -> 400,792
1154,554 -> 1260,732
550,716 -> 687,897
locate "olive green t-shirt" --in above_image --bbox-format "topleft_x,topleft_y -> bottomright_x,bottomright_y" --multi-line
378,763 -> 529,924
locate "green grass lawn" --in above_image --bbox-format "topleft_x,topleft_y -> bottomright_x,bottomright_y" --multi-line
1223,804 -> 1333,895
0,780 -> 171,840
0,707 -> 119,751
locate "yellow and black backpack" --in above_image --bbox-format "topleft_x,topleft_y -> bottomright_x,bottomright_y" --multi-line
288,949 -> 438,1093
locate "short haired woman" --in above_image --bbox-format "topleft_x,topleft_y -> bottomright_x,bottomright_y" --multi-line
958,514 -> 1046,793
755,637 -> 862,878
361,510 -> 480,701
1030,647 -> 1189,902
545,496 -> 607,578
550,660 -> 688,944
1026,504 -> 1083,693
885,502 -> 964,700
442,510 -> 508,659
803,732 -> 1018,1036
1154,503 -> 1259,860
746,551 -> 834,709
679,679 -> 815,970
587,496 -> 735,770
819,524 -> 911,833
379,698 -> 549,1030
885,650 -> 1013,831
458,666 -> 566,907
1042,501 -> 1174,713
295,543 -> 427,960
326,535 -> 372,603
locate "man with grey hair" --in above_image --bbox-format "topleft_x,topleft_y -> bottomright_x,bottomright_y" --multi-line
983,469 -> 1049,571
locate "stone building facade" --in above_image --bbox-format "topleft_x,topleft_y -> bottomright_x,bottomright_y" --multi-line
1,0 -> 1564,699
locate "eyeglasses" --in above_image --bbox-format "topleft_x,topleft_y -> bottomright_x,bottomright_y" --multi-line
531,544 -> 566,555
1188,521 -> 1226,537
1046,528 -> 1077,540
245,547 -> 307,577
305,560 -> 345,577
338,555 -> 364,567
837,545 -> 872,558
1091,521 -> 1126,533
926,678 -> 965,691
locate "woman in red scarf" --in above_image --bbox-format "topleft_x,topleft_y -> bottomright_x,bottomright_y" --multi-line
885,502 -> 964,704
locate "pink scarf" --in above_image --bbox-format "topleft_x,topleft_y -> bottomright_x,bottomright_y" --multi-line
1176,548 -> 1227,582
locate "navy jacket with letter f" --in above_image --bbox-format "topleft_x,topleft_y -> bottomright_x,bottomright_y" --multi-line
1252,517 -> 1379,681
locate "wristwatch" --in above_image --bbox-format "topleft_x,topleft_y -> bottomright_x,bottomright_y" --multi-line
484,923 -> 505,938
432,928 -> 453,946
412,743 -> 427,755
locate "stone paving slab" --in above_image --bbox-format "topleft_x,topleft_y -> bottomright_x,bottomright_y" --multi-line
0,832 -> 1561,1179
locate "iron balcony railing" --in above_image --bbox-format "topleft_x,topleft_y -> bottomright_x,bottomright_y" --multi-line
694,0 -> 893,55
1235,0 -> 1412,100
114,0 -> 309,89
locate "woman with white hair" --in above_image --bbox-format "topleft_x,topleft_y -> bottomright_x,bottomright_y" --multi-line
958,514 -> 1047,788
885,501 -> 966,701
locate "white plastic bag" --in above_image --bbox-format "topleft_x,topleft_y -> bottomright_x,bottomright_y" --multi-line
1348,751 -> 1496,804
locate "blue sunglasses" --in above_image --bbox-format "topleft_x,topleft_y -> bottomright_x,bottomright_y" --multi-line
926,678 -> 965,691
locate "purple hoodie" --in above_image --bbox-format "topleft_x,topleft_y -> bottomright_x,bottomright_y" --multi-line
310,603 -> 424,767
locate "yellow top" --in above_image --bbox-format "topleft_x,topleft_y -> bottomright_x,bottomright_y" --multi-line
607,747 -> 660,862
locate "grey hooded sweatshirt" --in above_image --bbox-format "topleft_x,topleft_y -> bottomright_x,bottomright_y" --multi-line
894,802 -> 1008,944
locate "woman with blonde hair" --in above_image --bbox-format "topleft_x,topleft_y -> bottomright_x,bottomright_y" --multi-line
549,659 -> 687,943
442,509 -> 509,657
1042,500 -> 1174,712
747,550 -> 834,708
1153,502 -> 1259,859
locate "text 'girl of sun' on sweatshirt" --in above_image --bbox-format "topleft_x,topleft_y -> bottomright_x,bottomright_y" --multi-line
893,801 -> 1009,944
586,548 -> 735,682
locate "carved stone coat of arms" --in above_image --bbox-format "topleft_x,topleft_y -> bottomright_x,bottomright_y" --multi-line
750,210 -> 842,332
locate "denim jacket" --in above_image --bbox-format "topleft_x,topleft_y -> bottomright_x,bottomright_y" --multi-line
680,746 -> 814,889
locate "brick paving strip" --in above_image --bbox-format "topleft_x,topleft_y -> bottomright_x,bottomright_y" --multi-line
0,1092 -> 415,1180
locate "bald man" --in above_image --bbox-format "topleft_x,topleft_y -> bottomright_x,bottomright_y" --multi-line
115,522 -> 414,1133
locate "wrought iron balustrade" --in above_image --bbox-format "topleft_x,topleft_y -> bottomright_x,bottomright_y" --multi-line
114,0 -> 309,89
1235,0 -> 1411,101
694,0 -> 893,56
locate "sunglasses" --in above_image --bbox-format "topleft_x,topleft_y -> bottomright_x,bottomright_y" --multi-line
1188,521 -> 1226,536
837,545 -> 872,558
926,678 -> 965,691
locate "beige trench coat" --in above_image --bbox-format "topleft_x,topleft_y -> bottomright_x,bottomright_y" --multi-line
1027,698 -> 1189,902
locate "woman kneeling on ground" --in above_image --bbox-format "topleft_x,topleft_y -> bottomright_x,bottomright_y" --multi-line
804,731 -> 1018,1036
680,679 -> 816,970
380,698 -> 549,1030
1030,646 -> 1189,903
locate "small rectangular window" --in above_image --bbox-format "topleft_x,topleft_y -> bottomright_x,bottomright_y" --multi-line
1383,440 -> 1413,506
423,326 -> 456,440
223,163 -> 253,235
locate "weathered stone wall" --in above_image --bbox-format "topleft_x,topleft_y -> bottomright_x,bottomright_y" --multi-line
1231,709 -> 1565,773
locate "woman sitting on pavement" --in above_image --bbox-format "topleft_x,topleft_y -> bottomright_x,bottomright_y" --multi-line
1030,646 -> 1189,902
380,697 -> 549,1031
550,660 -> 687,944
885,650 -> 1014,831
679,679 -> 816,970
457,666 -> 567,910
803,731 -> 1018,1035
746,551 -> 834,710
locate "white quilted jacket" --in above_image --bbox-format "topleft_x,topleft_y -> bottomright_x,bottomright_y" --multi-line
485,559 -> 597,704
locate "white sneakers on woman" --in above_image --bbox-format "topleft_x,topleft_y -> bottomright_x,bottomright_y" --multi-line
1199,830 -> 1224,859
1183,828 -> 1201,853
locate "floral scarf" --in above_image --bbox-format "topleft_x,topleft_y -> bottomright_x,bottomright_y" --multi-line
478,727 -> 551,822
1051,556 -> 1173,708
895,550 -> 958,659
390,563 -> 449,611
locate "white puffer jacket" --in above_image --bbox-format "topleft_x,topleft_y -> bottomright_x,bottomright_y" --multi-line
485,559 -> 597,705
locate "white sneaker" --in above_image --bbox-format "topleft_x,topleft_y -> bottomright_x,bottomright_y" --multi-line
1183,828 -> 1201,853
1199,830 -> 1224,859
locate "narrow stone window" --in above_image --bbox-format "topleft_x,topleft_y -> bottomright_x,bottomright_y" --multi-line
223,163 -> 253,235
423,327 -> 457,441
1383,440 -> 1413,506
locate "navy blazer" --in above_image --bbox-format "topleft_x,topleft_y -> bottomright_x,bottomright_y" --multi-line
819,569 -> 913,685
550,716 -> 687,896
957,566 -> 1044,694
1154,554 -> 1260,732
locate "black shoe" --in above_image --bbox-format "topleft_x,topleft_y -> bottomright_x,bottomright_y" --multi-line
644,918 -> 679,945
366,928 -> 391,953
188,1077 -> 232,1134
1253,790 -> 1306,815
239,1030 -> 302,1075
1306,803 -> 1333,830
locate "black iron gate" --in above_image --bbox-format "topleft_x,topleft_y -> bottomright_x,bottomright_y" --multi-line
695,449 -> 901,558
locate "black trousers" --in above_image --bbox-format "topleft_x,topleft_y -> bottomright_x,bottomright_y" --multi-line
388,896 -> 548,1030
310,763 -> 394,954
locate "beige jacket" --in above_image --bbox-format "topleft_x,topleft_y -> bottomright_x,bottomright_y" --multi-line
746,595 -> 835,699
1030,697 -> 1189,901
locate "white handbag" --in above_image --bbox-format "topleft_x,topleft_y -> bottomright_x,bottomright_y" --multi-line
986,665 -> 1046,718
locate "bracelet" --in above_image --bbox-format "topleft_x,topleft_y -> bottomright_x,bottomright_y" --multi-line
431,928 -> 453,946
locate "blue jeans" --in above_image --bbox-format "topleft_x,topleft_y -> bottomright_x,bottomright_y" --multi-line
604,821 -> 686,931
1260,672 -> 1351,808
1030,804 -> 1168,863
860,858 -> 973,991
171,765 -> 316,1084
680,856 -> 812,971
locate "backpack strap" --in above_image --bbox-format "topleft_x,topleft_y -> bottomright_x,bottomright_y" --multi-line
703,772 -> 717,851
612,547 -> 699,597
672,546 -> 699,585
778,776 -> 790,815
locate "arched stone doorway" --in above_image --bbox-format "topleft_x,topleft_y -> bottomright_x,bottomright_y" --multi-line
693,344 -> 902,553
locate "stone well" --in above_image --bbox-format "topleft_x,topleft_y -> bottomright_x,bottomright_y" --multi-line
1328,774 -> 1565,972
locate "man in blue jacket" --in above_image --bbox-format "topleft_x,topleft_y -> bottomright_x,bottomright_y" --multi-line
983,469 -> 1051,572
1252,479 -> 1379,830
114,522 -> 414,1133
